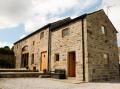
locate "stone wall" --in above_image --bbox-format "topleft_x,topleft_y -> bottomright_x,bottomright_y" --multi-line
118,48 -> 120,64
51,20 -> 86,81
13,10 -> 119,82
14,28 -> 49,71
86,10 -> 119,81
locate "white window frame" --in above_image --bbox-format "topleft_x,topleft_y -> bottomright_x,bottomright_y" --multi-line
101,26 -> 105,34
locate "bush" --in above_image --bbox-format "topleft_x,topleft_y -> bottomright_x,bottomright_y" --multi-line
0,59 -> 15,68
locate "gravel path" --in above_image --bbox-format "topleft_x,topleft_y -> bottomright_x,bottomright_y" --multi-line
0,78 -> 120,89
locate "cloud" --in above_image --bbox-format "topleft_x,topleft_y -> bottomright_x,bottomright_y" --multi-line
102,0 -> 120,7
1,0 -> 120,46
1,0 -> 120,35
0,0 -> 101,32
0,41 -> 13,48
24,0 -> 81,32
0,0 -> 33,29
24,0 -> 100,32
20,34 -> 26,39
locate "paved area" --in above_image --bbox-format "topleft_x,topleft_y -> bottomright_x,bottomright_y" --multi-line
0,78 -> 120,89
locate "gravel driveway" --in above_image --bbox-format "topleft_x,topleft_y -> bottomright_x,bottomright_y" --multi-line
0,78 -> 120,89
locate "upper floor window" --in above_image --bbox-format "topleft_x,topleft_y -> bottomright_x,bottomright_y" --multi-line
55,54 -> 59,61
16,44 -> 18,49
33,41 -> 35,45
101,26 -> 106,35
62,28 -> 70,38
40,31 -> 44,39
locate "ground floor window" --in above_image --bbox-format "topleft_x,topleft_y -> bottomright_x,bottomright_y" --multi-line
103,53 -> 109,68
55,54 -> 59,61
31,54 -> 34,64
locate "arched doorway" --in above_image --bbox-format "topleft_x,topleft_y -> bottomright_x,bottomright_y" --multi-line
21,46 -> 29,68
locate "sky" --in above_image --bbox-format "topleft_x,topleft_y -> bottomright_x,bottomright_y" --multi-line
0,0 -> 120,48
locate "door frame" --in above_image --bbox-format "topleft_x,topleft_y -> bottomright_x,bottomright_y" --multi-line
40,51 -> 47,71
67,51 -> 76,77
21,53 -> 29,68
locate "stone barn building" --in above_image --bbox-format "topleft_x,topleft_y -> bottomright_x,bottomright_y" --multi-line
118,47 -> 120,63
14,9 -> 119,82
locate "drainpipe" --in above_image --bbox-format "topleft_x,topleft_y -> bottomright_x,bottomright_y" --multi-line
81,18 -> 85,81
48,28 -> 51,72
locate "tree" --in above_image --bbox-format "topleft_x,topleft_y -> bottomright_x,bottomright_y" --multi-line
0,46 -> 14,54
4,46 -> 10,50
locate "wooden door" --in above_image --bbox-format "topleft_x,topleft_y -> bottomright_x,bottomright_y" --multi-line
40,51 -> 47,71
68,52 -> 76,77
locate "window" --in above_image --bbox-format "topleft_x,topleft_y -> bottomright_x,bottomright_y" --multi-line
33,41 -> 35,45
103,53 -> 109,66
40,31 -> 44,39
16,45 -> 18,49
105,40 -> 108,43
101,26 -> 106,34
16,44 -> 19,49
55,54 -> 59,61
87,29 -> 92,35
62,28 -> 69,37
31,54 -> 34,64
103,53 -> 108,59
92,69 -> 96,73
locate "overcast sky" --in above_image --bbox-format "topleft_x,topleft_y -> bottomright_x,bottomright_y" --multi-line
0,0 -> 120,48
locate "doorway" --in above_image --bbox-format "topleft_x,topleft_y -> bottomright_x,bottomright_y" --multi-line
68,51 -> 76,77
21,53 -> 29,68
40,51 -> 47,71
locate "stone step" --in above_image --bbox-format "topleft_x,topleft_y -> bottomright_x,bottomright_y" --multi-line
0,72 -> 42,78
0,69 -> 38,72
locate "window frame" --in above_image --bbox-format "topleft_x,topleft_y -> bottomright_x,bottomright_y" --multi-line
62,27 -> 70,38
55,54 -> 60,62
103,53 -> 109,67
31,54 -> 34,64
101,25 -> 107,35
33,41 -> 35,45
40,31 -> 44,39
